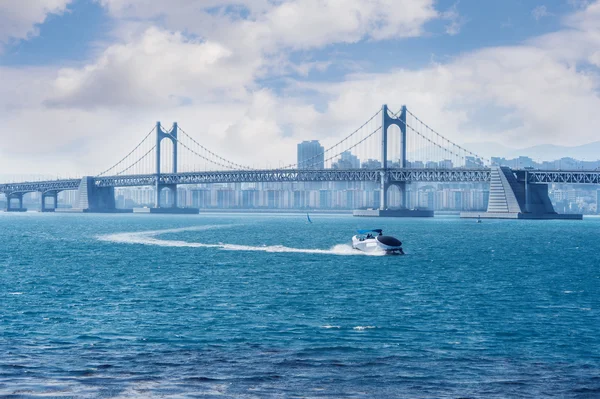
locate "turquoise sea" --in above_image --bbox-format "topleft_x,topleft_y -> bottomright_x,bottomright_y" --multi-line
1,212 -> 599,398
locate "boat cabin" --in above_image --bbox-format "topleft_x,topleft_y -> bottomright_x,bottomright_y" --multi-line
356,229 -> 383,241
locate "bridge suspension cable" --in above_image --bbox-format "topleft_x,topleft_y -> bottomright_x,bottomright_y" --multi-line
323,126 -> 382,166
114,145 -> 157,176
389,109 -> 471,166
172,134 -> 248,171
281,108 -> 383,169
92,104 -> 489,178
404,108 -> 489,166
176,126 -> 253,170
96,126 -> 156,176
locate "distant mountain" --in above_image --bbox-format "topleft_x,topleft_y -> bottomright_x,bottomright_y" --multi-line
465,141 -> 600,162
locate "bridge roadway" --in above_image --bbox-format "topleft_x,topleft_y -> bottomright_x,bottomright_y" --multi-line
1,168 -> 600,195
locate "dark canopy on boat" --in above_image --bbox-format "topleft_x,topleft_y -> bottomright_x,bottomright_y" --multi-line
357,229 -> 382,234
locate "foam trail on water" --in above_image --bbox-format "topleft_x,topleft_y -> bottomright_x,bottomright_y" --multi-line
99,226 -> 384,256
98,225 -> 226,248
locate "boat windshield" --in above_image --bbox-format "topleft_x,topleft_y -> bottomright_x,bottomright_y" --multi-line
357,229 -> 382,235
356,229 -> 383,239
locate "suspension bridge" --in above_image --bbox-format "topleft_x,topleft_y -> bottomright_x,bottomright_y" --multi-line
1,104 -> 598,218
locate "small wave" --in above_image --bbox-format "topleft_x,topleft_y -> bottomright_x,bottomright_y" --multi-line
98,226 -> 382,256
321,325 -> 341,329
353,326 -> 376,331
8,292 -> 24,295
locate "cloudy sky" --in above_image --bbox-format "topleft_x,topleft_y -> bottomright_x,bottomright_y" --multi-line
1,0 -> 600,176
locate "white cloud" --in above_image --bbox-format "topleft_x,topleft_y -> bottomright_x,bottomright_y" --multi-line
532,5 -> 552,20
304,1 -> 600,150
100,0 -> 440,50
0,0 -> 72,48
3,0 -> 600,176
567,0 -> 591,8
442,2 -> 466,36
0,0 -> 443,175
46,27 -> 257,109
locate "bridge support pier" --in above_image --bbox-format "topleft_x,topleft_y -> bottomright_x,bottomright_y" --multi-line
6,193 -> 26,212
41,191 -> 59,212
461,166 -> 582,220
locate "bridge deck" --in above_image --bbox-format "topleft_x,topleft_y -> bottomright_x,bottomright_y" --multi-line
2,168 -> 600,194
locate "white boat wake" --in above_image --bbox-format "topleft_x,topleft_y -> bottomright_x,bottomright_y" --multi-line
98,225 -> 384,256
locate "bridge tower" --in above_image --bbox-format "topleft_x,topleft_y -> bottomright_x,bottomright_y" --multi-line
380,104 -> 407,210
155,122 -> 178,208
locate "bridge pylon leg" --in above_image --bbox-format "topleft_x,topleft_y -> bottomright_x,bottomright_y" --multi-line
397,182 -> 407,209
380,173 -> 388,210
156,184 -> 178,208
155,181 -> 160,208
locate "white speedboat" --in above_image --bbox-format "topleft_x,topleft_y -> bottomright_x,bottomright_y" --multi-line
352,229 -> 404,255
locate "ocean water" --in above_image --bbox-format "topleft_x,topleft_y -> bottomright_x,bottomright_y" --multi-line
1,212 -> 599,398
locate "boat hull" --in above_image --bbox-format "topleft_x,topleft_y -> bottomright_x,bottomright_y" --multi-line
351,235 -> 404,254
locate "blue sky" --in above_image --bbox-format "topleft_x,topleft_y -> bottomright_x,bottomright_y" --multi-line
1,0 -> 600,175
0,1 -> 112,66
0,1 -> 580,71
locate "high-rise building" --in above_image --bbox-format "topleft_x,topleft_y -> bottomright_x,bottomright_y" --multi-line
465,156 -> 484,168
332,151 -> 360,169
361,159 -> 382,169
297,140 -> 325,169
438,159 -> 453,169
408,160 -> 424,168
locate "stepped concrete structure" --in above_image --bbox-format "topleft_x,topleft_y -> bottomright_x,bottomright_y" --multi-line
56,176 -> 120,213
461,167 -> 582,220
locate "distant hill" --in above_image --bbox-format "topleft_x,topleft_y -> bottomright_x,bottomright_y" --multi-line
465,141 -> 600,162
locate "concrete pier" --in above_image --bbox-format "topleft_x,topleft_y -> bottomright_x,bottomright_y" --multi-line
55,208 -> 132,213
70,177 -> 116,212
461,212 -> 582,220
353,209 -> 434,217
133,207 -> 199,214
